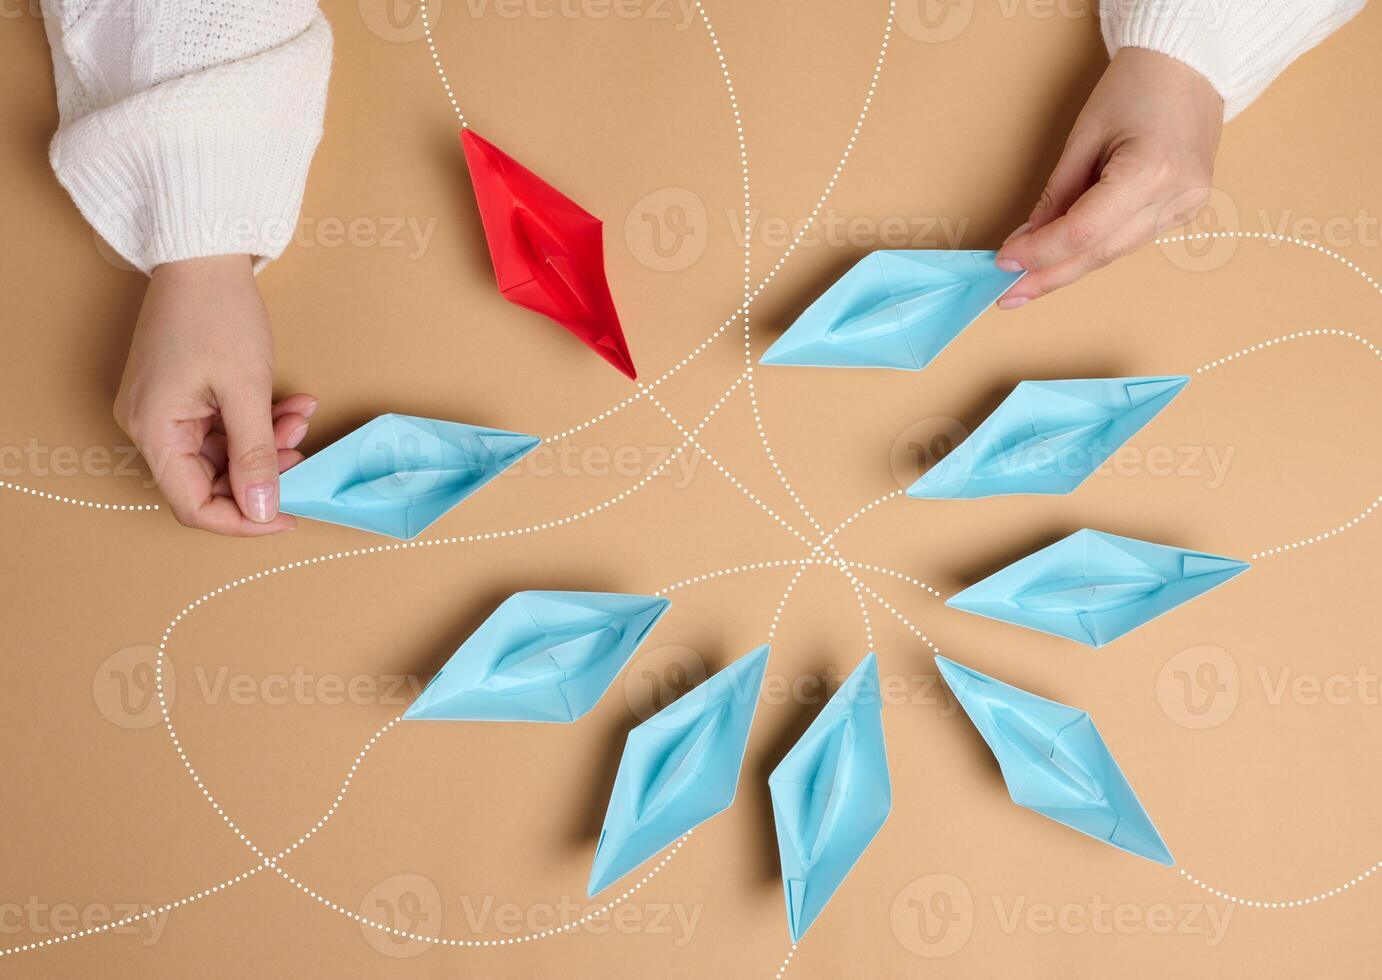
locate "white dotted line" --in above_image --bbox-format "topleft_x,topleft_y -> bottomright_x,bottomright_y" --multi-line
767,564 -> 810,642
773,944 -> 798,978
643,383 -> 814,547
694,0 -> 885,677
693,0 -> 824,546
841,561 -> 943,600
0,717 -> 402,958
277,833 -> 691,947
1148,239 -> 1382,911
1196,326 -> 1381,375
0,480 -> 157,511
539,0 -> 895,445
1179,863 -> 1381,909
0,868 -> 262,958
853,578 -> 943,657
833,561 -> 876,654
1192,327 -> 1380,560
1155,231 -> 1382,299
741,1 -> 895,311
817,489 -> 903,550
272,717 -> 401,861
419,0 -> 465,127
653,558 -> 832,597
1249,494 -> 1381,561
544,317 -> 741,443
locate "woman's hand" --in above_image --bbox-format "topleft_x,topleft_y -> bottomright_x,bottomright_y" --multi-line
114,255 -> 316,535
995,47 -> 1224,308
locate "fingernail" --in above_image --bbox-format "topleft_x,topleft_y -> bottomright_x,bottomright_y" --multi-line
303,399 -> 319,418
286,424 -> 309,449
1002,221 -> 1032,244
246,483 -> 277,522
997,296 -> 1029,310
995,258 -> 1024,273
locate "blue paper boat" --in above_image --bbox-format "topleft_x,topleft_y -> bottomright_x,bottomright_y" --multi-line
769,653 -> 891,942
403,591 -> 671,722
936,655 -> 1173,865
908,376 -> 1190,498
947,529 -> 1249,647
759,250 -> 1023,370
280,413 -> 539,539
588,645 -> 770,895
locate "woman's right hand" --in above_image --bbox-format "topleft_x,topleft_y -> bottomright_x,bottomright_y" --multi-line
114,254 -> 316,535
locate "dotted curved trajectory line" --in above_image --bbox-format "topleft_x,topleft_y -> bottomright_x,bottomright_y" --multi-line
1178,863 -> 1382,910
275,833 -> 694,948
0,479 -> 157,511
1191,326 -> 1382,561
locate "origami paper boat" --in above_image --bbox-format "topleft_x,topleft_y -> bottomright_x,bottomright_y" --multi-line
404,591 -> 671,722
588,644 -> 770,895
947,529 -> 1249,647
769,653 -> 891,942
908,376 -> 1190,498
279,414 -> 538,539
936,655 -> 1173,864
462,129 -> 637,379
759,250 -> 1023,370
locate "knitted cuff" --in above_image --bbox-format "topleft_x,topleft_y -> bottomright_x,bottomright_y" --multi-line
51,113 -> 323,274
1099,0 -> 1366,121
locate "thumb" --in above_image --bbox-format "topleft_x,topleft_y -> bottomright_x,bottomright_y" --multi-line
220,383 -> 281,523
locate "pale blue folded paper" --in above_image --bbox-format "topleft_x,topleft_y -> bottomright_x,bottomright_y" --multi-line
403,591 -> 671,723
279,413 -> 539,539
588,645 -> 770,896
936,655 -> 1173,865
947,529 -> 1249,647
908,376 -> 1189,498
769,653 -> 891,942
759,250 -> 1024,370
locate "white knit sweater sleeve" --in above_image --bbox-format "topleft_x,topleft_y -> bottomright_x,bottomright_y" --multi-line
1099,0 -> 1366,120
42,1 -> 332,274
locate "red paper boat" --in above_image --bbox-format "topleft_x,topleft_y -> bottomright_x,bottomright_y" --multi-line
461,129 -> 637,380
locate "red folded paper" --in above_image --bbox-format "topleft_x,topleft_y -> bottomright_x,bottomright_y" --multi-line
461,129 -> 637,380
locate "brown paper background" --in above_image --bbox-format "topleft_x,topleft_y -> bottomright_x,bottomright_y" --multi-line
3,1 -> 1381,976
